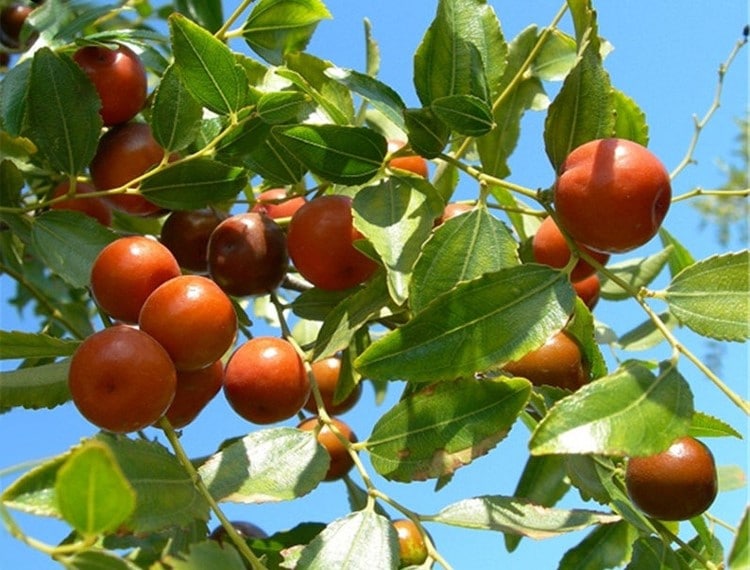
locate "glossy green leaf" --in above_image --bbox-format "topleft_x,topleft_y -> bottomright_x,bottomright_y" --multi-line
353,177 -> 443,304
242,0 -> 332,66
611,88 -> 649,146
367,377 -> 530,481
56,440 -> 136,536
275,124 -> 386,185
356,264 -> 575,383
403,106 -> 450,159
504,454 -> 570,551
30,211 -> 116,289
431,495 -> 620,538
170,13 -> 248,114
599,246 -> 673,300
431,94 -> 494,136
530,361 -> 694,456
165,540 -> 245,570
26,48 -> 101,175
174,0 -> 224,32
325,66 -> 406,130
0,331 -> 79,360
198,427 -> 329,503
566,298 -> 608,380
296,511 -> 399,570
663,251 -> 749,341
532,28 -> 578,81
565,455 -> 612,505
689,412 -> 743,439
558,521 -> 636,570
150,64 -> 203,152
626,537 -> 690,570
410,206 -> 520,313
728,507 -> 749,570
141,159 -> 246,209
543,37 -> 615,171
616,312 -> 678,352
257,91 -> 312,124
659,228 -> 696,278
0,361 -> 70,413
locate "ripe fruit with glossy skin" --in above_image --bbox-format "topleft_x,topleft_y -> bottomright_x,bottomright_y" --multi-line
287,195 -> 378,291
251,188 -> 306,220
297,416 -> 357,481
68,325 -> 177,433
0,4 -> 35,49
553,138 -> 671,253
139,275 -> 237,371
532,216 -> 610,281
207,212 -> 288,297
502,331 -> 588,391
160,208 -> 227,273
304,356 -> 363,415
90,236 -> 181,323
73,44 -> 147,126
625,436 -> 718,521
164,360 -> 224,429
90,122 -> 167,216
49,181 -> 112,226
573,273 -> 600,310
388,140 -> 429,178
393,519 -> 429,567
223,337 -> 310,424
436,202 -> 473,225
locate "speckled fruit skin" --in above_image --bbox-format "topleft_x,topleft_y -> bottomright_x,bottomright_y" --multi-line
68,325 -> 177,433
223,337 -> 310,425
625,436 -> 718,521
553,138 -> 671,253
138,275 -> 238,371
502,331 -> 588,391
297,416 -> 357,481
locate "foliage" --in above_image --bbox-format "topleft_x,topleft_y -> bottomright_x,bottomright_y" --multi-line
0,0 -> 747,569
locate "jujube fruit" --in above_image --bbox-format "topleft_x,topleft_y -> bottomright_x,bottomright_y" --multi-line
304,356 -> 362,415
573,273 -> 601,310
625,435 -> 718,521
164,360 -> 224,429
251,188 -> 306,220
138,275 -> 237,371
393,518 -> 429,567
502,330 -> 588,391
297,416 -> 357,481
89,122 -> 168,216
90,235 -> 181,323
0,4 -> 35,49
68,325 -> 177,433
223,337 -> 310,424
160,208 -> 228,273
553,138 -> 671,253
49,181 -> 112,226
532,216 -> 610,281
207,212 -> 288,297
388,139 -> 429,178
287,195 -> 378,291
73,44 -> 147,126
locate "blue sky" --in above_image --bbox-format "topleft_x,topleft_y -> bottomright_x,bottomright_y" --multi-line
1,1 -> 748,568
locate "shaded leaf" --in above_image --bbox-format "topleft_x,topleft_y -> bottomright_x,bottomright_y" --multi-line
611,88 -> 649,146
403,106 -> 450,159
659,228 -> 696,278
616,312 -> 678,352
532,28 -> 577,81
165,540 -> 246,570
174,0 -> 224,33
0,360 -> 70,413
626,536 -> 690,570
431,94 -> 494,137
558,521 -> 636,570
367,377 -> 531,482
0,331 -> 79,360
151,64 -> 203,152
729,507 -> 749,570
599,246 -> 673,301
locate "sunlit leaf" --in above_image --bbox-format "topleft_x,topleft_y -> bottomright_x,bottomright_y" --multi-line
625,536 -> 690,570
256,91 -> 312,124
0,360 -> 70,413
431,94 -> 494,136
728,507 -> 749,570
689,412 -> 743,439
174,0 -> 224,33
0,331 -> 79,360
611,88 -> 649,146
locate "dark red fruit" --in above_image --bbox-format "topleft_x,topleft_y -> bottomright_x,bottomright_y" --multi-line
0,5 -> 35,49
502,331 -> 588,391
49,181 -> 112,226
297,416 -> 357,481
164,360 -> 224,429
573,273 -> 601,310
160,209 -> 228,273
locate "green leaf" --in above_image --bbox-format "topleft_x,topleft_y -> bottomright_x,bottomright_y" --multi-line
296,511 -> 399,570
170,13 -> 248,114
325,66 -> 406,131
431,94 -> 494,136
242,0 -> 332,66
151,64 -> 203,152
530,361 -> 694,456
532,28 -> 578,81
431,495 -> 620,538
663,251 -> 749,341
174,0 -> 224,33
198,427 -> 329,503
611,88 -> 649,146
60,549 -> 143,570
356,265 -> 575,383
599,246 -> 673,301
616,311 -> 678,352
30,210 -> 117,289
410,206 -> 520,313
626,536 -> 690,570
140,159 -> 246,209
2,450 -> 69,516
543,37 -> 615,171
567,298 -> 608,380
0,58 -> 31,136
55,440 -> 136,536
27,48 -> 101,175
558,521 -> 636,570
659,228 -> 696,278
275,124 -> 386,185
690,411 -> 743,439
719,465 -> 748,494
504,454 -> 570,552
729,508 -> 749,570
257,91 -> 312,124
353,177 -> 443,304
0,360 -> 70,413
165,540 -> 246,570
367,377 -> 530,481
403,106 -> 450,159
0,331 -> 79,360
291,288 -> 353,322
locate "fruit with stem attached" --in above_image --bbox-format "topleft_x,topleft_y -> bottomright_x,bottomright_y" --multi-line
160,208 -> 228,273
393,518 -> 429,567
502,331 -> 588,391
297,416 -> 357,481
304,356 -> 362,415
532,216 -> 610,281
49,180 -> 112,226
251,187 -> 306,220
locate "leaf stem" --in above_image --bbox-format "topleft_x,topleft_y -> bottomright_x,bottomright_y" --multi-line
215,0 -> 256,40
671,187 -> 750,203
